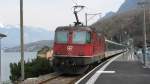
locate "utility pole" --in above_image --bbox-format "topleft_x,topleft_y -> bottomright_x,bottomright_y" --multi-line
0,33 -> 6,84
20,0 -> 25,80
138,0 -> 148,67
85,12 -> 101,26
85,13 -> 87,26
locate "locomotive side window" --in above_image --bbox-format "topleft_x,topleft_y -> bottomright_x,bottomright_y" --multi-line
73,31 -> 91,44
86,32 -> 91,43
55,31 -> 68,43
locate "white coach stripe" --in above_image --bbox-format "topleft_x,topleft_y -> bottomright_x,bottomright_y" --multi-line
85,53 -> 123,84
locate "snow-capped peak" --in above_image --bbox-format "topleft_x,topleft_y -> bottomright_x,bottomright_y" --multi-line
0,23 -> 5,28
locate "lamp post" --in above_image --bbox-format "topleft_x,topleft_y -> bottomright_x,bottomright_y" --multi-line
20,0 -> 25,80
0,33 -> 6,84
138,0 -> 148,67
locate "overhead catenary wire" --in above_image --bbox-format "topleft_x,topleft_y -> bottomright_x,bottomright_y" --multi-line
72,0 -> 101,13
87,13 -> 101,21
72,0 -> 84,5
71,0 -> 102,26
72,0 -> 78,5
85,12 -> 101,26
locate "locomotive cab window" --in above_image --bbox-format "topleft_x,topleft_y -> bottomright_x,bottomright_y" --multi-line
73,31 -> 91,44
55,31 -> 68,43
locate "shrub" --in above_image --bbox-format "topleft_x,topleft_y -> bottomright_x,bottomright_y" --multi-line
9,57 -> 54,82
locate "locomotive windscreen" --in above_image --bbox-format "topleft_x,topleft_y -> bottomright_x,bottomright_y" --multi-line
55,30 -> 91,44
55,31 -> 68,43
73,31 -> 91,44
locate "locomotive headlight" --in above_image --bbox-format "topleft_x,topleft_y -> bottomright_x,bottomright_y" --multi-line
79,52 -> 84,56
55,52 -> 58,55
61,62 -> 64,65
55,52 -> 61,55
79,49 -> 84,56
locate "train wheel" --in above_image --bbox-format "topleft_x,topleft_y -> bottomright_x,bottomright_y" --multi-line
72,65 -> 89,74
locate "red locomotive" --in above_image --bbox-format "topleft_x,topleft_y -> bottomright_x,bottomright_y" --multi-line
53,26 -> 106,74
52,5 -> 125,74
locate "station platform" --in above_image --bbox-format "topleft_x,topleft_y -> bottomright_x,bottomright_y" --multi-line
75,51 -> 150,84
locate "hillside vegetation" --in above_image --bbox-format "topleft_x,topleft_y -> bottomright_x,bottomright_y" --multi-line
92,8 -> 150,47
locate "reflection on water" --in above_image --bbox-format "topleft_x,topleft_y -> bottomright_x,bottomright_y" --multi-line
1,52 -> 37,82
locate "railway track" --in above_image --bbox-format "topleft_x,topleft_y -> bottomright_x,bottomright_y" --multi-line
38,74 -> 81,84
39,52 -> 124,84
38,73 -> 62,84
22,52 -> 124,84
22,72 -> 61,84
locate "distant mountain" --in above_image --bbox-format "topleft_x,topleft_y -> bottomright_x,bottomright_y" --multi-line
118,0 -> 150,13
104,11 -> 115,18
118,0 -> 138,13
4,40 -> 53,52
0,24 -> 54,48
104,0 -> 150,19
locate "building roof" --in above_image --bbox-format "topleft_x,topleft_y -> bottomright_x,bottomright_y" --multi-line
0,33 -> 6,37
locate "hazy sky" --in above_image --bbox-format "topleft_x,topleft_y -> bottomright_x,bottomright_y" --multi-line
0,0 -> 125,31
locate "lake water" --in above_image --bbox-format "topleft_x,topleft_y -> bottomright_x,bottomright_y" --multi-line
1,52 -> 37,82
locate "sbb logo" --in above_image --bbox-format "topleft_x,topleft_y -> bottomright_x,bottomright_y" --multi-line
67,46 -> 73,51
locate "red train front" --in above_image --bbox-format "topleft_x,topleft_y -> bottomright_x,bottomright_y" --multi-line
52,26 -> 105,74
